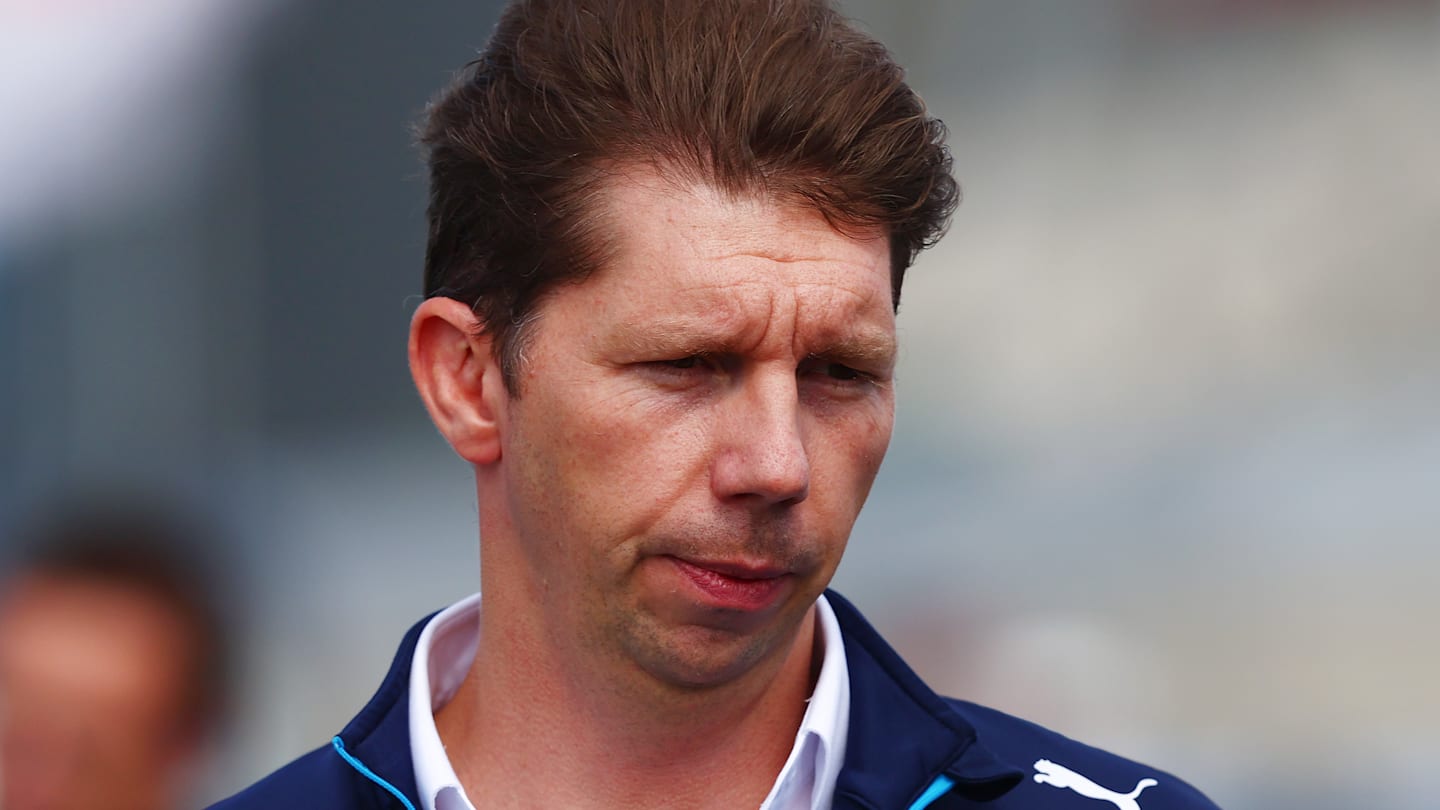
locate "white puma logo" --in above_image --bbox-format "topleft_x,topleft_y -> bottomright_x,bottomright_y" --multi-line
1033,759 -> 1158,810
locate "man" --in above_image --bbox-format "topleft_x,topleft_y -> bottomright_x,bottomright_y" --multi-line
1,502 -> 228,810
215,1 -> 1220,808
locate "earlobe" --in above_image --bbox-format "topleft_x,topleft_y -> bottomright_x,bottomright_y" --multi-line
408,297 -> 505,465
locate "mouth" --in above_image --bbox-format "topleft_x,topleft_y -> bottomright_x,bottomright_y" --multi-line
666,556 -> 793,612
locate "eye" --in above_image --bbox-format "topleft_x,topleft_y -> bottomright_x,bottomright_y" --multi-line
823,363 -> 863,382
664,356 -> 703,370
639,354 -> 722,386
800,356 -> 875,386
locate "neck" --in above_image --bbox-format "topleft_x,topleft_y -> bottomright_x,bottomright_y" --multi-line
436,578 -> 819,810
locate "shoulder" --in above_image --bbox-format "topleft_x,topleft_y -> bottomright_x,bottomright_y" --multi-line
205,610 -> 436,810
205,745 -> 369,810
947,699 -> 1222,809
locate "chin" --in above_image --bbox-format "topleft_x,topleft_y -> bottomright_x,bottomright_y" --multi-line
622,611 -> 806,691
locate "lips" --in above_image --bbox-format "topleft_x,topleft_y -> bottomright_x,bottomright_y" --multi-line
668,556 -> 792,612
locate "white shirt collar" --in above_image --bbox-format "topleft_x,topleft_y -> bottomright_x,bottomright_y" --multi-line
408,592 -> 482,810
758,594 -> 850,810
408,593 -> 850,810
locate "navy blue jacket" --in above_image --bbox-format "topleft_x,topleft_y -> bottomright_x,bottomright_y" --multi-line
209,592 -> 1219,809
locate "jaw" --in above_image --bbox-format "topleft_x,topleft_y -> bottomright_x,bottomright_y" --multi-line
607,593 -> 816,692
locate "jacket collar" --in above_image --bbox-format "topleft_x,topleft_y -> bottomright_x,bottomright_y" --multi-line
826,590 -> 1025,808
335,595 -> 1023,809
335,612 -> 438,807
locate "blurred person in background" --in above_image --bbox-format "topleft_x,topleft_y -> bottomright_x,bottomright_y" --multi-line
0,499 -> 229,810
213,1 -> 1219,808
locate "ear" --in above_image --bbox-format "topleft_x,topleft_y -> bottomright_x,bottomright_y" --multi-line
408,297 -> 505,465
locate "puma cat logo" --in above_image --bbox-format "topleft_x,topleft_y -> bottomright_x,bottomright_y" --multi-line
1033,759 -> 1158,810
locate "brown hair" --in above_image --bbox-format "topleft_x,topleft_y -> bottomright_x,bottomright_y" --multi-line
420,0 -> 957,392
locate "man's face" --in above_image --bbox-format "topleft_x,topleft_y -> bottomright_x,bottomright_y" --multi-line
493,168 -> 896,689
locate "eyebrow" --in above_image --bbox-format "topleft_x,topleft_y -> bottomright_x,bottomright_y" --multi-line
612,318 -> 735,357
613,317 -> 897,369
811,332 -> 898,369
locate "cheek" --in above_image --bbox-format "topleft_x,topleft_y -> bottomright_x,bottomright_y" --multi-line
833,398 -> 894,468
516,389 -> 714,537
809,402 -> 894,512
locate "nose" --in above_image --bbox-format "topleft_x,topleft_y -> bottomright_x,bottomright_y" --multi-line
711,370 -> 810,506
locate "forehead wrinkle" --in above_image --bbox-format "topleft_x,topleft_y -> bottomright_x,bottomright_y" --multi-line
703,249 -> 877,267
666,274 -> 883,309
692,249 -> 886,291
609,271 -> 894,363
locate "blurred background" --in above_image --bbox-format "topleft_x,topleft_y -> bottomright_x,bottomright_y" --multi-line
1,0 -> 1436,807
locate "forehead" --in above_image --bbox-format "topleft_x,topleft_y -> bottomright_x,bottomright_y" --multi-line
584,167 -> 895,323
606,166 -> 886,269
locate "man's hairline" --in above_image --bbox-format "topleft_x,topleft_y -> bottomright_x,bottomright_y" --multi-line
452,160 -> 909,398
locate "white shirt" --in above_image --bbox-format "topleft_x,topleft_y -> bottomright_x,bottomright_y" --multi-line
408,593 -> 851,810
